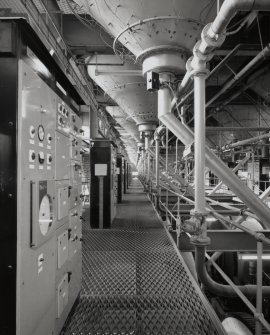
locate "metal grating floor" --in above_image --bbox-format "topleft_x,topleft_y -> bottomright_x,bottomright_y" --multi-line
62,180 -> 225,335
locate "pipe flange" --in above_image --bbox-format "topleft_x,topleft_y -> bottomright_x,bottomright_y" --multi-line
138,122 -> 157,133
186,56 -> 194,73
137,45 -> 189,64
193,41 -> 213,62
202,23 -> 226,48
189,68 -> 210,78
254,232 -> 265,242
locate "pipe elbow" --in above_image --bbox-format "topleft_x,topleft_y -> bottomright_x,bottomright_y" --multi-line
196,246 -> 270,298
211,0 -> 254,35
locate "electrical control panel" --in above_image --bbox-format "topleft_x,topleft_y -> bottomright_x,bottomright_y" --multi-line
0,21 -> 83,335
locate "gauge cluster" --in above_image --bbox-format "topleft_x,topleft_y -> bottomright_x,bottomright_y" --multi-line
17,59 -> 83,335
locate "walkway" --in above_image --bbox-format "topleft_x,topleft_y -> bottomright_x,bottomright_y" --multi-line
62,179 -> 225,335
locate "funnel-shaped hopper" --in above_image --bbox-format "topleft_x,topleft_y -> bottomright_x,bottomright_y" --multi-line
87,56 -> 158,126
106,106 -> 140,142
77,0 -> 216,73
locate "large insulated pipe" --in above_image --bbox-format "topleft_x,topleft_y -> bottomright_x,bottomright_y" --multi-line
158,109 -> 270,228
206,44 -> 270,108
209,0 -> 270,38
195,245 -> 270,297
222,132 -> 270,150
209,153 -> 250,195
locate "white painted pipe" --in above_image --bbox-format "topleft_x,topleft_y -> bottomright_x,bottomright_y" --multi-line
194,74 -> 206,213
158,110 -> 270,228
155,137 -> 160,189
223,132 -> 270,150
210,0 -> 270,37
147,151 -> 150,182
209,153 -> 250,195
222,317 -> 253,335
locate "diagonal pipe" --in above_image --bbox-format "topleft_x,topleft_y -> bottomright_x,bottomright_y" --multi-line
158,107 -> 270,228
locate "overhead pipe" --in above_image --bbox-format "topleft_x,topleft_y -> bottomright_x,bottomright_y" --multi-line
222,132 -> 270,150
157,0 -> 270,227
173,43 -> 241,111
158,105 -> 270,228
195,245 -> 270,297
208,0 -> 270,38
185,0 -> 270,111
206,44 -> 270,108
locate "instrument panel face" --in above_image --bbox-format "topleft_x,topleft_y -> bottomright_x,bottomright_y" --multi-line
17,59 -> 82,335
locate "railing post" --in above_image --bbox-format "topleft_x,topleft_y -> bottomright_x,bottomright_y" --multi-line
256,240 -> 263,335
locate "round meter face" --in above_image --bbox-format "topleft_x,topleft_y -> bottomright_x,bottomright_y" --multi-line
39,195 -> 52,236
38,125 -> 45,141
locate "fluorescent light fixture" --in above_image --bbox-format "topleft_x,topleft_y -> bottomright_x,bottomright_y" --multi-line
240,254 -> 270,260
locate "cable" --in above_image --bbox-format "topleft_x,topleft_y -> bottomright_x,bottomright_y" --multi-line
225,13 -> 254,36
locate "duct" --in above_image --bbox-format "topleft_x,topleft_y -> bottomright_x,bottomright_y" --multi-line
158,108 -> 270,228
195,245 -> 270,297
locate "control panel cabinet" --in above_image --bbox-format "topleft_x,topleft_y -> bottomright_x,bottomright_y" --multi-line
0,20 -> 82,335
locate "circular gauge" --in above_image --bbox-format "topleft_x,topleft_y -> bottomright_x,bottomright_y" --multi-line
38,125 -> 45,141
38,195 -> 53,236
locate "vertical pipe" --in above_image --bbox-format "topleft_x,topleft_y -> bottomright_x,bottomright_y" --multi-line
256,241 -> 263,335
156,137 -> 160,189
194,74 -> 206,213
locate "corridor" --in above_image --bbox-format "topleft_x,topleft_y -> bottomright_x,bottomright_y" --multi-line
62,179 -> 225,335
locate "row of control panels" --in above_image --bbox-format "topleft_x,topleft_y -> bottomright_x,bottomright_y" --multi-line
18,59 -> 83,335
